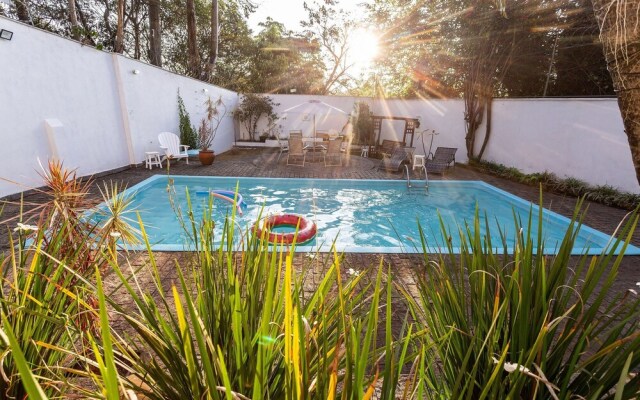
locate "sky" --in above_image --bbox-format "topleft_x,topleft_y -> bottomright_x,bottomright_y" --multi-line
247,0 -> 363,33
248,0 -> 379,77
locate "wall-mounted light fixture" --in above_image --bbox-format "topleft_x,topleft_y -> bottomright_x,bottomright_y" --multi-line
132,69 -> 140,75
0,29 -> 13,41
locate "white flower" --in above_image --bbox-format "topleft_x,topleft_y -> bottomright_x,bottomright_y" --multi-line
110,231 -> 122,238
629,289 -> 638,296
347,268 -> 360,277
636,282 -> 640,287
492,357 -> 531,374
14,223 -> 38,233
504,362 -> 531,374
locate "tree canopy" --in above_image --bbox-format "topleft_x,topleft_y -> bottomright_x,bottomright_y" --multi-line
1,0 -> 615,98
363,0 -> 613,99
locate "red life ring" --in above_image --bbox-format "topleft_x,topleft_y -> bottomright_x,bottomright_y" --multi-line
253,214 -> 317,245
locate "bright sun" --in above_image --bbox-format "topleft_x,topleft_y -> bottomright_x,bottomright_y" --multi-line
348,29 -> 380,74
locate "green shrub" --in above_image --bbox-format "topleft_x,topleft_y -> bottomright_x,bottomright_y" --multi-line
0,162 -> 144,398
234,94 -> 279,142
177,92 -> 198,149
470,160 -> 640,210
0,217 -> 98,398
353,102 -> 374,145
408,199 -> 640,399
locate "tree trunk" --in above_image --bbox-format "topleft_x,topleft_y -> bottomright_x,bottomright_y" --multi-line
67,0 -> 80,40
14,0 -> 30,22
114,0 -> 125,53
75,2 -> 97,45
133,22 -> 141,58
477,98 -> 493,160
592,0 -> 640,184
148,0 -> 162,66
186,0 -> 200,77
129,0 -> 141,58
207,0 -> 219,80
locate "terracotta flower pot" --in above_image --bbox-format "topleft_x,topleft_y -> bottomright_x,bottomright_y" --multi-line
198,150 -> 215,166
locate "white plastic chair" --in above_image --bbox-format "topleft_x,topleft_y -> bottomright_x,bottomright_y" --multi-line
277,138 -> 289,162
158,132 -> 190,164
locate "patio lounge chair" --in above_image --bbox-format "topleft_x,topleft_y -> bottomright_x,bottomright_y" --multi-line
277,136 -> 289,162
287,137 -> 306,166
425,147 -> 457,174
158,132 -> 189,164
378,139 -> 403,157
378,146 -> 413,172
289,130 -> 303,139
324,139 -> 343,167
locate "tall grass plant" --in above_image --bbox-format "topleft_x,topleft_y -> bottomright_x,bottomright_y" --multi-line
407,198 -> 640,399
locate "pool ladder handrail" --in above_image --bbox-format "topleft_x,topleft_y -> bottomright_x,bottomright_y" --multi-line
404,164 -> 429,191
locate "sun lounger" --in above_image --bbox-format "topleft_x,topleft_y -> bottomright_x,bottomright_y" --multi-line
378,146 -> 413,172
425,147 -> 457,174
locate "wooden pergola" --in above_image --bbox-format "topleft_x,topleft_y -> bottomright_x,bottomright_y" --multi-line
371,116 -> 420,147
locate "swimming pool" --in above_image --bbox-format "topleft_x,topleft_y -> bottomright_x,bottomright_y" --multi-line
102,175 -> 639,255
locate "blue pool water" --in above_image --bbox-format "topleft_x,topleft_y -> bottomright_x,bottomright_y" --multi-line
101,175 -> 639,254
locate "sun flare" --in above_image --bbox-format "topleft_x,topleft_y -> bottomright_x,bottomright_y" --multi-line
348,28 -> 380,73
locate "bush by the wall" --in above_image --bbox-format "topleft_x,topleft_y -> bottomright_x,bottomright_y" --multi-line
470,159 -> 640,210
177,92 -> 198,149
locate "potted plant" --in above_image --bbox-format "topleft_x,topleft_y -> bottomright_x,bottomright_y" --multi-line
198,96 -> 226,166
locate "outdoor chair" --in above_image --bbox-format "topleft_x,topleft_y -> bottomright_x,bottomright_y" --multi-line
277,136 -> 289,162
158,132 -> 189,164
378,139 -> 403,157
324,139 -> 343,167
287,137 -> 306,166
317,131 -> 329,141
289,130 -> 303,139
425,147 -> 457,174
378,146 -> 413,172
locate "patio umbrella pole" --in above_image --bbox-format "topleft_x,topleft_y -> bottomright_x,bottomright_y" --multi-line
313,114 -> 317,160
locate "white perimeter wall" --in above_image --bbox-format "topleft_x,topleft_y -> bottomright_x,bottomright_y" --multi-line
482,98 -> 637,193
251,95 -> 638,193
0,17 -> 237,197
2,17 -> 638,196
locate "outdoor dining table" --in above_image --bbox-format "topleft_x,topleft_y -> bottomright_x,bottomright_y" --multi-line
302,138 -> 327,161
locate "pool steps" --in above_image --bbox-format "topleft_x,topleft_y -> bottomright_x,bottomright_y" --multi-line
404,164 -> 429,191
